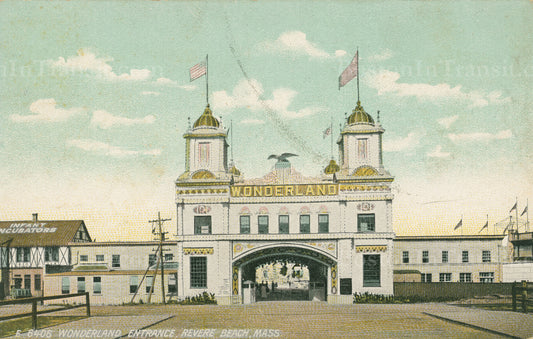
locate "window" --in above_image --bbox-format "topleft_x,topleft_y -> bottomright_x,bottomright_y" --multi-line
198,142 -> 210,167
318,214 -> 329,233
279,215 -> 289,234
358,214 -> 375,232
62,277 -> 70,294
439,273 -> 452,282
441,251 -> 448,263
24,275 -> 31,290
148,254 -> 157,267
96,255 -> 104,262
35,275 -> 41,291
258,215 -> 269,234
112,255 -> 120,268
363,254 -> 380,287
190,257 -> 207,288
402,251 -> 409,264
421,273 -> 432,283
422,251 -> 429,263
129,276 -> 138,294
482,250 -> 491,263
16,248 -> 30,263
194,216 -> 212,235
300,215 -> 310,233
164,253 -> 174,262
93,277 -> 101,294
45,247 -> 59,262
240,215 -> 250,234
462,251 -> 469,263
480,272 -> 494,283
77,277 -> 85,293
80,255 -> 88,262
340,278 -> 352,295
358,139 -> 368,159
168,273 -> 177,293
146,276 -> 154,293
460,273 -> 472,282
13,275 -> 22,289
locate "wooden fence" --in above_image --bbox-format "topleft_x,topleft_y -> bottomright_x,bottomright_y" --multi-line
0,292 -> 90,329
512,281 -> 533,313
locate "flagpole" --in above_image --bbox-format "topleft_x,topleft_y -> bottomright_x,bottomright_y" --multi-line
486,214 -> 489,235
356,47 -> 360,102
527,198 -> 529,232
206,54 -> 209,105
330,116 -> 333,160
461,214 -> 463,236
516,197 -> 519,233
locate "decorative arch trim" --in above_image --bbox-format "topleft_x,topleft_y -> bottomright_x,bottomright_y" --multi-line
352,166 -> 379,177
232,243 -> 337,266
191,170 -> 216,179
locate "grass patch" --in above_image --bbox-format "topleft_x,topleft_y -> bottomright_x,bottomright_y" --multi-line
0,316 -> 86,337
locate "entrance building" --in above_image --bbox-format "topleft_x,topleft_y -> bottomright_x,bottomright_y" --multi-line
175,100 -> 394,304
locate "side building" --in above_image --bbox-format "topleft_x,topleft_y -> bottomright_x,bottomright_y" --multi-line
394,235 -> 509,283
176,100 -> 395,305
44,241 -> 178,305
0,214 -> 91,299
503,231 -> 533,282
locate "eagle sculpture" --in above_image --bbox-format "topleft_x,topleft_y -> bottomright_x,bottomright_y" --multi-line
268,153 -> 298,162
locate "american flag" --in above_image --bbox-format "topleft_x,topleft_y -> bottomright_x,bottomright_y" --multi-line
339,51 -> 358,88
189,61 -> 207,82
323,127 -> 331,139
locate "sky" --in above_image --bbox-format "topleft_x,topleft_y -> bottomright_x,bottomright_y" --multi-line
0,1 -> 532,241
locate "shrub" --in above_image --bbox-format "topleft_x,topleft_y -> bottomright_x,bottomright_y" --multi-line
178,292 -> 217,305
353,292 -> 458,304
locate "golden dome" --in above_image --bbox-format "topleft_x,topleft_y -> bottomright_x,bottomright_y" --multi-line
193,104 -> 220,128
229,165 -> 241,176
324,159 -> 340,174
347,101 -> 374,125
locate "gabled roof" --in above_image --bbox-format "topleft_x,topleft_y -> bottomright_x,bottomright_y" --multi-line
0,219 -> 92,247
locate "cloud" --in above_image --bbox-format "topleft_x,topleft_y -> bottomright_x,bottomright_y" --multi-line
141,91 -> 160,96
241,119 -> 265,125
179,84 -> 196,91
259,31 -> 345,59
212,79 -> 322,119
155,77 -> 177,85
437,115 -> 459,129
365,70 -> 511,108
427,145 -> 451,158
10,98 -> 84,123
67,139 -> 161,157
383,132 -> 423,152
368,49 -> 393,61
448,130 -> 512,143
50,49 -> 152,81
90,110 -> 156,129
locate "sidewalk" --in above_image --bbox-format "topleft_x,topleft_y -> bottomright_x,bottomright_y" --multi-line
423,306 -> 533,338
7,315 -> 174,338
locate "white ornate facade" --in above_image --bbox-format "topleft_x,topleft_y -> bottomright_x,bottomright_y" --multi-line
176,101 -> 394,304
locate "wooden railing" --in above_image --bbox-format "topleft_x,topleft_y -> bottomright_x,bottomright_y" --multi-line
0,292 -> 90,329
512,281 -> 533,313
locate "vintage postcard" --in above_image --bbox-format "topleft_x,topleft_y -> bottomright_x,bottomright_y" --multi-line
0,1 -> 532,338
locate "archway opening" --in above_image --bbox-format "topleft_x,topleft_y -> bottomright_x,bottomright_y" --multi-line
238,250 -> 331,302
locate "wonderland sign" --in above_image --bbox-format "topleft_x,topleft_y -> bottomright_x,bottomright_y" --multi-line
230,184 -> 338,198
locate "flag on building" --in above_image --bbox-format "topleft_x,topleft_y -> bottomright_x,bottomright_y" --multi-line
521,205 -> 528,216
478,221 -> 488,233
454,218 -> 463,230
190,61 -> 207,81
510,201 -> 517,213
323,127 -> 331,139
339,51 -> 358,88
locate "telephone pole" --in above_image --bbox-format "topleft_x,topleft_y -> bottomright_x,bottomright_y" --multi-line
149,212 -> 171,304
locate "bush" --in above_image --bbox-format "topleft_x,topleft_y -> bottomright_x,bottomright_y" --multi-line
178,292 -> 217,305
353,292 -> 458,304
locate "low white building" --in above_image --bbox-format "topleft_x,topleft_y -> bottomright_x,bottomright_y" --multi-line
45,241 -> 177,305
394,235 -> 509,283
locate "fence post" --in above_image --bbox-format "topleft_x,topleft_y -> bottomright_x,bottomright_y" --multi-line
512,283 -> 517,312
522,280 -> 528,313
32,300 -> 37,330
85,292 -> 91,317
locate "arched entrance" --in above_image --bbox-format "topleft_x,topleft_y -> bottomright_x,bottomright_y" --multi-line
232,245 -> 337,303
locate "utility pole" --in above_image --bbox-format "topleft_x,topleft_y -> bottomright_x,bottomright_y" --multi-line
149,212 -> 170,304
